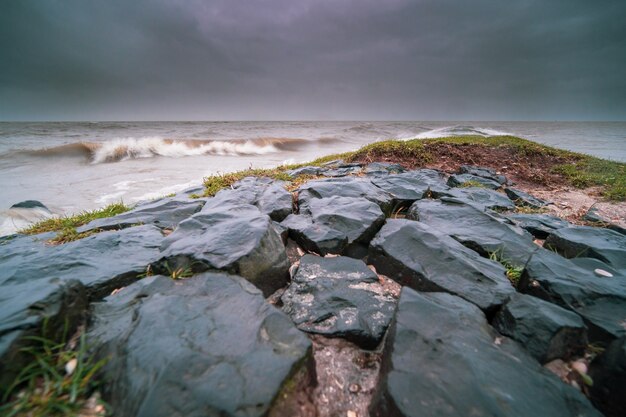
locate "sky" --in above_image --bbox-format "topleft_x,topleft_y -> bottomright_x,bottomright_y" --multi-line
1,0 -> 625,121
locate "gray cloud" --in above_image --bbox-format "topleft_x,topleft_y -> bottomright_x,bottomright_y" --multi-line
1,0 -> 625,120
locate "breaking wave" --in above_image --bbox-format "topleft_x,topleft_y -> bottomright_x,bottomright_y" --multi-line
403,125 -> 512,140
14,136 -> 335,164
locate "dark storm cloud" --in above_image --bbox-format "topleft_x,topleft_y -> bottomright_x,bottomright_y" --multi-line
1,0 -> 625,120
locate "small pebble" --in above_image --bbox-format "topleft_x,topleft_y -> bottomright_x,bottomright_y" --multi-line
65,358 -> 77,375
594,268 -> 613,278
348,383 -> 360,393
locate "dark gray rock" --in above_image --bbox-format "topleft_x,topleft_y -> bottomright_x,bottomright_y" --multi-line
285,166 -> 327,177
371,169 -> 449,207
589,337 -> 626,417
77,197 -> 205,233
435,187 -> 515,211
582,207 -> 626,235
88,273 -> 312,417
176,184 -> 205,197
363,162 -> 406,176
0,225 -> 164,298
297,177 -> 394,215
545,225 -> 626,270
0,279 -> 87,394
447,173 -> 502,189
368,220 -> 513,312
158,204 -> 290,296
459,165 -> 507,184
281,255 -> 396,349
505,188 -> 550,208
321,159 -> 362,169
507,213 -> 570,239
323,166 -> 363,177
493,293 -> 587,363
519,249 -> 626,341
10,200 -> 49,210
407,199 -> 538,265
281,196 -> 385,256
370,289 -> 602,417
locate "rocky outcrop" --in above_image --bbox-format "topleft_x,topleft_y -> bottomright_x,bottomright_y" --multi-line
493,293 -> 588,363
368,220 -> 514,312
363,162 -> 406,176
370,289 -> 601,417
88,273 -> 312,417
589,337 -> 626,417
458,165 -> 507,184
297,177 -> 394,214
281,255 -> 396,349
507,213 -> 570,239
434,186 -> 515,211
544,225 -> 626,270
447,173 -> 502,189
157,204 -> 289,296
505,187 -> 550,208
370,169 -> 449,207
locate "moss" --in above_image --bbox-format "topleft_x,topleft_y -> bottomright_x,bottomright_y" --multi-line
552,157 -> 626,200
458,180 -> 486,188
21,203 -> 130,235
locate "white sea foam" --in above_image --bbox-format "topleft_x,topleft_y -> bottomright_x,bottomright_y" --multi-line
401,125 -> 512,140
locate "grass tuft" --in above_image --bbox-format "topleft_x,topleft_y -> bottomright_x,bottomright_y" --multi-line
489,250 -> 524,286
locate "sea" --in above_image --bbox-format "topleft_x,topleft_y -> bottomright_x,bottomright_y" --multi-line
1,121 -> 625,236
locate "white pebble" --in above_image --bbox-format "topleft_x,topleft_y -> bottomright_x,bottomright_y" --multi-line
594,268 -> 613,278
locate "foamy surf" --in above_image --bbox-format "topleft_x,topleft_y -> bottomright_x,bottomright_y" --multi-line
402,125 -> 512,140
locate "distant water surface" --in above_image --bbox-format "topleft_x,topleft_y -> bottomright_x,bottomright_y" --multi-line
0,121 -> 624,235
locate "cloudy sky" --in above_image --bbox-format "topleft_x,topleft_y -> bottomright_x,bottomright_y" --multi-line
1,0 -> 625,121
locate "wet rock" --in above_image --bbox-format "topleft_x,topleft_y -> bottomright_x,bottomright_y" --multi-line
589,337 -> 626,417
371,169 -> 449,207
281,255 -> 396,349
447,173 -> 502,189
0,225 -> 164,298
407,199 -> 537,265
323,166 -> 363,177
282,196 -> 385,256
493,293 -> 588,363
507,213 -> 570,239
363,162 -> 406,176
77,197 -> 205,232
10,200 -> 50,210
0,279 -> 87,394
88,273 -> 312,417
176,185 -> 205,197
158,204 -> 290,296
368,219 -> 513,312
286,166 -> 328,178
505,187 -> 550,208
583,207 -> 626,235
544,225 -> 626,270
434,187 -> 515,211
370,289 -> 602,417
297,177 -> 394,214
458,165 -> 507,184
519,250 -> 626,341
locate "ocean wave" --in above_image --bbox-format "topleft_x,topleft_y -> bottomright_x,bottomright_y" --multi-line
402,125 -> 512,140
11,136 -> 334,164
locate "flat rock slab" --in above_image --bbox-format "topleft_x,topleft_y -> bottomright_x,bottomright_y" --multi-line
286,166 -> 328,177
158,204 -> 289,296
407,199 -> 537,265
370,289 -> 602,417
0,225 -> 164,298
364,162 -> 406,176
507,213 -> 570,239
447,173 -> 502,189
589,336 -> 626,417
77,197 -> 205,232
519,250 -> 626,341
88,273 -> 312,417
493,293 -> 587,363
297,177 -> 394,215
545,225 -> 626,270
434,187 -> 515,211
371,169 -> 449,206
505,187 -> 550,208
282,196 -> 384,256
368,220 -> 513,312
281,255 -> 396,349
459,165 -> 507,184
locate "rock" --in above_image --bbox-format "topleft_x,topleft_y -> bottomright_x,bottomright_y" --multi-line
281,196 -> 385,256
158,204 -> 290,296
493,293 -> 588,363
458,165 -> 507,184
370,169 -> 449,207
368,220 -> 513,312
77,197 -> 205,233
544,225 -> 626,270
176,185 -> 205,197
88,273 -> 312,417
0,225 -> 164,298
297,177 -> 394,215
518,249 -> 626,341
10,200 -> 49,210
370,289 -> 602,417
447,173 -> 502,189
321,159 -> 362,169
505,188 -> 550,208
281,255 -> 396,349
286,166 -> 328,178
0,279 -> 87,394
507,213 -> 570,239
407,199 -> 537,265
363,162 -> 406,176
583,207 -> 626,235
589,337 -> 626,417
434,187 -> 515,211
323,166 -> 363,177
